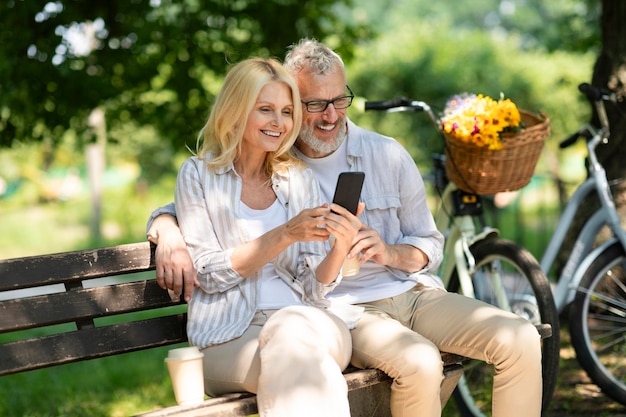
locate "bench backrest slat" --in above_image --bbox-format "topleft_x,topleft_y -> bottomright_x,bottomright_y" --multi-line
1,280 -> 182,333
0,314 -> 187,375
0,242 -> 154,291
0,242 -> 189,377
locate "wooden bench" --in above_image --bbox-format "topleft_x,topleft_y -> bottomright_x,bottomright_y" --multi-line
0,242 -> 465,417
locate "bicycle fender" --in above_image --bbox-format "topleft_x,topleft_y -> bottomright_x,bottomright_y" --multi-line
566,238 -> 619,304
468,227 -> 499,247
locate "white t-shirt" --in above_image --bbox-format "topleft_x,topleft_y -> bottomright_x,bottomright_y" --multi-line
240,199 -> 305,309
294,138 -> 417,305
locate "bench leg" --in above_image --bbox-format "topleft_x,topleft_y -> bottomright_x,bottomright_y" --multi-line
348,380 -> 392,417
440,364 -> 464,407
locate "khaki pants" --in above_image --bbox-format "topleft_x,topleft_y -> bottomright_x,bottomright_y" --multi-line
200,305 -> 352,417
350,285 -> 543,417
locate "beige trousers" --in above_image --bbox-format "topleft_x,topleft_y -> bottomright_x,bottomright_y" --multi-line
200,305 -> 352,417
350,285 -> 543,417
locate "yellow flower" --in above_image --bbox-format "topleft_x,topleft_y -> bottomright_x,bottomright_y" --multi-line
441,93 -> 521,150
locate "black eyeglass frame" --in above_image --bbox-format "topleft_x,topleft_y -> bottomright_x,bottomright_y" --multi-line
301,85 -> 355,113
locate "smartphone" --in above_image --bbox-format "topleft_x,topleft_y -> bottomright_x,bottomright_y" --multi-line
331,172 -> 365,215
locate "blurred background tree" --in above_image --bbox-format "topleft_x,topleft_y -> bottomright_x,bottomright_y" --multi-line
0,0 -> 367,150
1,0 -> 625,259
0,0 -> 368,254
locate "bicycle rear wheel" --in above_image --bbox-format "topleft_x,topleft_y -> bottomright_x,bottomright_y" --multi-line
447,238 -> 560,417
570,241 -> 626,405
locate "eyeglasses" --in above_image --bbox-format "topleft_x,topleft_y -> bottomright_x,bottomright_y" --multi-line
301,86 -> 354,113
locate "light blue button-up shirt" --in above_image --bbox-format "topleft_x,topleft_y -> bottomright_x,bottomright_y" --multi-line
294,119 -> 445,305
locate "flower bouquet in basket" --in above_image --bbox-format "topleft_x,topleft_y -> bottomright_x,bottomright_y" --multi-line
440,93 -> 550,195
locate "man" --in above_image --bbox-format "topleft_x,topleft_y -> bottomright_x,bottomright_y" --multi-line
147,39 -> 542,417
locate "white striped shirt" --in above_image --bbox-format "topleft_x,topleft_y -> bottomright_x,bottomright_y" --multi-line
174,156 -> 333,348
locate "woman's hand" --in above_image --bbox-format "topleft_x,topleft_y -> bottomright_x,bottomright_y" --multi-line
324,203 -> 364,256
313,203 -> 364,285
283,205 -> 333,243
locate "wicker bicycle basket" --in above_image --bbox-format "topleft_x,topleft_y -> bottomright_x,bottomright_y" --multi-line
444,110 -> 550,195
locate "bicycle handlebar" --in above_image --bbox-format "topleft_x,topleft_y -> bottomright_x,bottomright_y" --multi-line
559,129 -> 593,149
578,83 -> 616,104
364,97 -> 439,127
365,97 -> 428,112
559,83 -> 616,149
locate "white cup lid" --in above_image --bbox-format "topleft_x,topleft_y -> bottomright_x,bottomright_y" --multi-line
165,346 -> 204,361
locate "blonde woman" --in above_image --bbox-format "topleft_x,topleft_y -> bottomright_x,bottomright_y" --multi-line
174,57 -> 359,417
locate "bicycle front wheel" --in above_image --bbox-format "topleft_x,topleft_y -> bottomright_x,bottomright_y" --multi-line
447,238 -> 560,417
570,241 -> 626,405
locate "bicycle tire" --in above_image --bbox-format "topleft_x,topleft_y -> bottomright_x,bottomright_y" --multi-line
447,238 -> 560,417
569,241 -> 626,405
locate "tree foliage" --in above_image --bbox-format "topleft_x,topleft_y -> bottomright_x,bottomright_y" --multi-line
353,0 -> 600,53
0,0 -> 367,149
345,0 -> 597,171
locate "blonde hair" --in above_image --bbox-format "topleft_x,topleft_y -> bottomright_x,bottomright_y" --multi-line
197,57 -> 303,174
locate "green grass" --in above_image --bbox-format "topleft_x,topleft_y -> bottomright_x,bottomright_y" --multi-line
0,179 -> 174,259
0,345 -> 185,417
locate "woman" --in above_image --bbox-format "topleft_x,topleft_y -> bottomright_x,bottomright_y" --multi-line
174,57 -> 359,417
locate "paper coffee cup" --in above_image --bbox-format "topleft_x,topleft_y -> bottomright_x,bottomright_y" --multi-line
165,346 -> 205,406
329,236 -> 361,277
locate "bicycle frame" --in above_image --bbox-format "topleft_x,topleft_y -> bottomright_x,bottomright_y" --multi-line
540,124 -> 626,313
433,182 -> 508,307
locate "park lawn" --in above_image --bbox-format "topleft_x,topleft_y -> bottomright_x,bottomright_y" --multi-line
0,344 -> 182,417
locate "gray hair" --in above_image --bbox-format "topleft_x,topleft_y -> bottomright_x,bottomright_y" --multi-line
284,38 -> 345,76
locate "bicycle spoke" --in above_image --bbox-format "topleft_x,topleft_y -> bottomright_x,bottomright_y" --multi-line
588,294 -> 626,318
577,279 -> 626,313
571,243 -> 626,404
591,332 -> 626,355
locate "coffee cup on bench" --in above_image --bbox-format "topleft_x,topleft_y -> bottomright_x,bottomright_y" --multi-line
165,346 -> 205,406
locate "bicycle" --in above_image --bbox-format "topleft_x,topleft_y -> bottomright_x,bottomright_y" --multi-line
364,97 -> 560,417
529,83 -> 626,405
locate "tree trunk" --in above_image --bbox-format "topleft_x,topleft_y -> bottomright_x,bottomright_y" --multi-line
559,0 -> 626,275
593,0 -> 626,168
592,0 -> 626,230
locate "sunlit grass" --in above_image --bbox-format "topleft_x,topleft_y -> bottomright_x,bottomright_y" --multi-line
0,177 -> 174,259
0,345 -> 185,417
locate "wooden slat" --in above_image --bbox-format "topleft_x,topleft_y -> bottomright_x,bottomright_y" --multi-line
136,361 -> 466,417
0,242 -> 155,291
0,280 -> 182,333
0,314 -> 187,376
345,368 -> 390,390
343,353 -> 464,391
441,351 -> 467,364
136,394 -> 258,417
